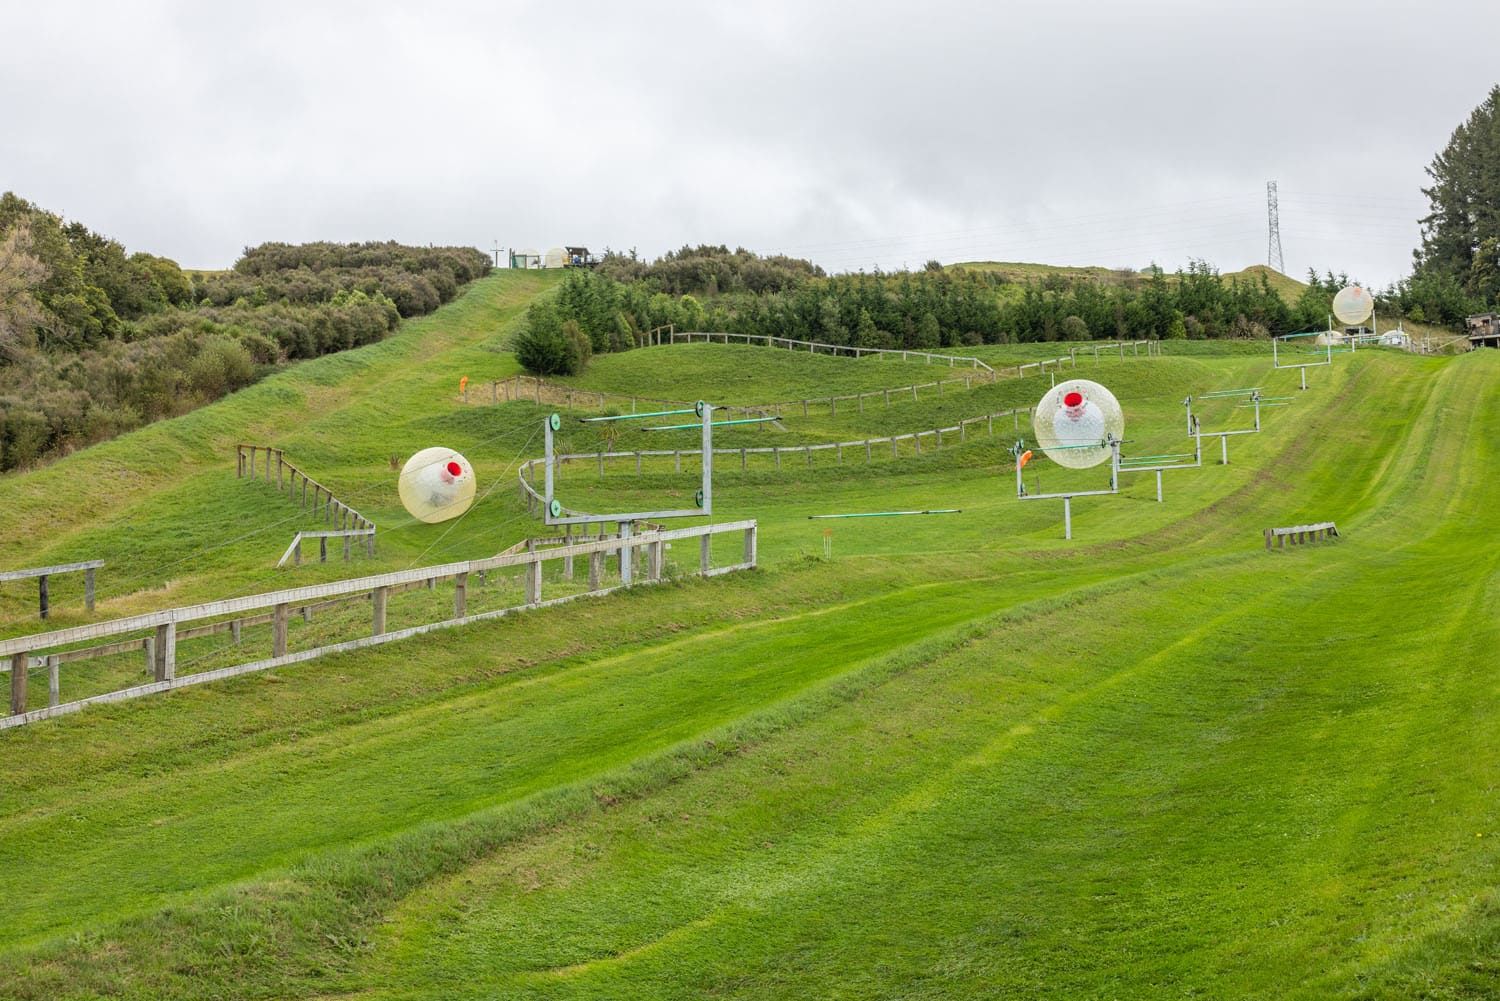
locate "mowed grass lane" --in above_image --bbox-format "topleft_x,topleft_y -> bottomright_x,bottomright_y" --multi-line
0,348 -> 1492,997
347,351 -> 1500,999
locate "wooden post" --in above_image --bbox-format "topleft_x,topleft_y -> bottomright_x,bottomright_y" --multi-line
372,586 -> 389,635
9,651 -> 27,715
647,541 -> 663,581
453,571 -> 468,619
700,533 -> 711,574
320,537 -> 328,563
142,636 -> 155,676
588,550 -> 603,590
47,654 -> 60,708
38,574 -> 48,620
563,527 -> 574,580
743,525 -> 757,567
294,537 -> 302,566
154,622 -> 176,681
525,559 -> 542,605
231,620 -> 242,644
343,535 -> 351,561
271,605 -> 287,658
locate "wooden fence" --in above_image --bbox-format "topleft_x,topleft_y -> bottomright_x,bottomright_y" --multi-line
1264,522 -> 1339,549
1,520 -> 757,729
277,530 -> 377,567
0,560 -> 102,620
471,372 -> 994,420
236,445 -> 375,534
662,330 -> 999,378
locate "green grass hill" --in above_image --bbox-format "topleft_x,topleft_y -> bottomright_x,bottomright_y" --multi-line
0,272 -> 1496,999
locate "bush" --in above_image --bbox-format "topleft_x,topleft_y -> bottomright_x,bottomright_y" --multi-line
514,306 -> 584,376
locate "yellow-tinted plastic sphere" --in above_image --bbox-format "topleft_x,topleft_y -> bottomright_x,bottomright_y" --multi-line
398,447 -> 477,523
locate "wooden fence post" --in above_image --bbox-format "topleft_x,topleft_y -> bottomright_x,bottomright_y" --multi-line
700,534 -> 711,574
319,537 -> 328,563
47,655 -> 60,708
271,605 -> 287,658
744,525 -> 757,567
453,572 -> 468,619
1264,528 -> 1273,550
525,559 -> 542,605
588,550 -> 603,590
372,587 -> 389,636
154,622 -> 176,681
9,651 -> 26,715
38,574 -> 48,620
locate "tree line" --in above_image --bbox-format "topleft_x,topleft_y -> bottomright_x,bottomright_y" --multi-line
513,247 -> 1314,376
0,193 -> 490,470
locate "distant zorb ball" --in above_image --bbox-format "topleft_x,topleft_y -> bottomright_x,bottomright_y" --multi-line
398,447 -> 477,523
1032,380 -> 1124,469
1332,285 -> 1374,326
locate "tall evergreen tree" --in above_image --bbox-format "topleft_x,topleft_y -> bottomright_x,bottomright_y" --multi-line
1415,85 -> 1500,303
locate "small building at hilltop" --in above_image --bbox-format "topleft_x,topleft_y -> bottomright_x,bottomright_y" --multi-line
509,246 -> 601,269
1468,313 -> 1500,349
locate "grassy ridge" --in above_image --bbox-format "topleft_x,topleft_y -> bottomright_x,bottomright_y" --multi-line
0,270 -> 1496,999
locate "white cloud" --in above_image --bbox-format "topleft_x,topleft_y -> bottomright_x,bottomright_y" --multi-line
1,0 -> 1493,286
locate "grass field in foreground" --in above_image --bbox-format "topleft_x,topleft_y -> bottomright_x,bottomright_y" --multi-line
0,273 -> 1496,1000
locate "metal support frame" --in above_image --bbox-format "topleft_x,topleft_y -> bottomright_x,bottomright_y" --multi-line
1015,437 -> 1122,540
542,404 -> 716,527
1272,337 -> 1332,388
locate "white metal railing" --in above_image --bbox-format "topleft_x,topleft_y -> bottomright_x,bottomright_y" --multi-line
516,408 -> 1031,515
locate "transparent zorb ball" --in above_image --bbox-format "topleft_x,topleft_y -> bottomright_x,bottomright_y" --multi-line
1332,285 -> 1374,326
398,447 -> 477,523
1032,380 -> 1124,469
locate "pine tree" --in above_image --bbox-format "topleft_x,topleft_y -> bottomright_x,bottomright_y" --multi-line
1416,86 -> 1500,304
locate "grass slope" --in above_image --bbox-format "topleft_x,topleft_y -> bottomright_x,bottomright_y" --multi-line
0,273 -> 1496,1000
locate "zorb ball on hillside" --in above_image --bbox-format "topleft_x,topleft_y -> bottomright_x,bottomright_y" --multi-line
398,447 -> 476,523
1032,380 -> 1124,469
1332,285 -> 1374,326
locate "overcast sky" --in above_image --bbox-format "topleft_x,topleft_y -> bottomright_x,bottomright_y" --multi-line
3,0 -> 1496,287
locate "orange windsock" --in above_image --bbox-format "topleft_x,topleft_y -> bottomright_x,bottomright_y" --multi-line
459,375 -> 469,394
1018,449 -> 1033,469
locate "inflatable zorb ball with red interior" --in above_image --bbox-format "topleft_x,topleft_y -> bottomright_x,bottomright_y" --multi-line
398,447 -> 477,523
1032,380 -> 1124,469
